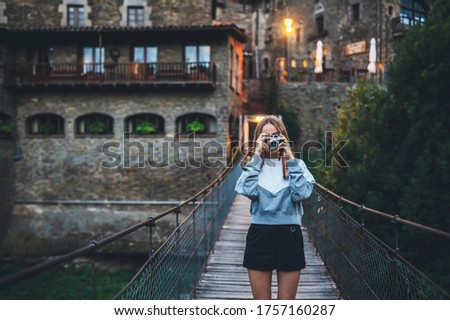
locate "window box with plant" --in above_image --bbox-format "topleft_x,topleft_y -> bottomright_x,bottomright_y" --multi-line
37,122 -> 57,134
186,120 -> 206,133
76,114 -> 113,137
135,121 -> 157,134
176,113 -> 216,137
0,122 -> 13,138
87,120 -> 107,134
27,114 -> 64,137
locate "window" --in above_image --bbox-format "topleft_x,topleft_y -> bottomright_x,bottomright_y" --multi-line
127,6 -> 144,26
29,47 -> 54,77
229,45 -> 234,89
83,47 -> 105,74
237,0 -> 246,12
176,113 -> 217,135
400,0 -> 427,26
352,3 -> 360,22
27,114 -> 64,135
264,0 -> 271,13
76,113 -> 113,135
296,26 -> 302,43
68,5 -> 84,26
235,53 -> 240,93
185,45 -> 211,75
243,50 -> 253,79
131,46 -> 157,79
133,46 -> 157,64
388,5 -> 394,17
316,15 -> 324,35
263,57 -> 270,72
185,45 -> 211,65
125,114 -> 164,134
0,113 -> 12,138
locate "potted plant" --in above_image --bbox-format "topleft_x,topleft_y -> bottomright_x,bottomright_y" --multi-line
135,121 -> 157,134
0,122 -> 13,138
186,120 -> 205,133
37,122 -> 56,134
88,121 -> 106,134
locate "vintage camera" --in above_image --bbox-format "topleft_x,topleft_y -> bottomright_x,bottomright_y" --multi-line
265,134 -> 282,151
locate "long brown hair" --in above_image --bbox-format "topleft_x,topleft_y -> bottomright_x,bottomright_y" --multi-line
242,115 -> 290,178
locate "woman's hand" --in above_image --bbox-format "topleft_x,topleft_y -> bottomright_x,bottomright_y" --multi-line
254,132 -> 269,156
277,134 -> 294,160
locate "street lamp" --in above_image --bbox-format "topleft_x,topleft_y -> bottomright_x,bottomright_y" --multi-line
284,17 -> 293,81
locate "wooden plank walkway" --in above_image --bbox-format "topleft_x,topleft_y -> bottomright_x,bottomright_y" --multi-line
194,194 -> 341,300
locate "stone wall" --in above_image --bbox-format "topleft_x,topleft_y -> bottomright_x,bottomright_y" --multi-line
3,0 -> 212,27
0,0 -> 242,255
0,140 -> 15,247
14,91 -> 228,201
0,42 -> 15,247
276,82 -> 348,147
2,203 -> 193,256
149,0 -> 212,26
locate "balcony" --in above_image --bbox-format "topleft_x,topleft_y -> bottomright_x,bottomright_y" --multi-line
391,16 -> 409,39
4,62 -> 217,89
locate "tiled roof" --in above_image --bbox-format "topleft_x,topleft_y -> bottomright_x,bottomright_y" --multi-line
1,23 -> 247,41
5,23 -> 229,31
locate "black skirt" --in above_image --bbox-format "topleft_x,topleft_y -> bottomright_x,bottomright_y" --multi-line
243,224 -> 306,272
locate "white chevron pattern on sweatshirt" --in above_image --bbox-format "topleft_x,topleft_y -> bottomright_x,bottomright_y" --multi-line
257,158 -> 289,194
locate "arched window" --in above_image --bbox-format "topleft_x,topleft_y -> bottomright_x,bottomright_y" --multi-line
76,113 -> 113,135
401,0 -> 428,26
26,113 -> 64,135
313,2 -> 325,36
176,113 -> 217,135
0,113 -> 12,138
125,113 -> 164,134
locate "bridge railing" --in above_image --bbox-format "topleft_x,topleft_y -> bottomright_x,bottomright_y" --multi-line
114,163 -> 242,300
0,155 -> 241,299
303,184 -> 450,300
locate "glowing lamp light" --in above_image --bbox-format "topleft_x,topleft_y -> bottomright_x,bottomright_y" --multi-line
302,59 -> 308,68
255,116 -> 265,122
284,18 -> 293,33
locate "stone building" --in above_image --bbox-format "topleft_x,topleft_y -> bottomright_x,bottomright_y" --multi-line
214,0 -> 434,82
0,0 -> 434,255
0,0 -> 246,254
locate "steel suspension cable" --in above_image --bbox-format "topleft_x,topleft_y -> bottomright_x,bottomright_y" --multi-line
315,183 -> 450,239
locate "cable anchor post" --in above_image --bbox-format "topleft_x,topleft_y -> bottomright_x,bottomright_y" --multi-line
88,240 -> 99,300
146,217 -> 156,257
391,215 -> 401,254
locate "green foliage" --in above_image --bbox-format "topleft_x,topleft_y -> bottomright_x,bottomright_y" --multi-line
186,120 -> 205,133
273,103 -> 301,148
37,122 -> 56,134
319,0 -> 450,292
135,121 -> 157,134
0,122 -> 13,133
88,121 -> 106,134
0,262 -> 138,299
318,84 -> 400,212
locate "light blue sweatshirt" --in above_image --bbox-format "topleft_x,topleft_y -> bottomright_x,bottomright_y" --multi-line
235,154 -> 315,225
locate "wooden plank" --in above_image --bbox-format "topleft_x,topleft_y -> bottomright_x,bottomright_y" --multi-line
194,194 -> 341,300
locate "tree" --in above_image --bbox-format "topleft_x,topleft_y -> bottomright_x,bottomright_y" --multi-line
318,0 -> 450,291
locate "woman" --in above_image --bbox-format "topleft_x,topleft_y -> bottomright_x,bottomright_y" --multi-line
235,116 -> 315,300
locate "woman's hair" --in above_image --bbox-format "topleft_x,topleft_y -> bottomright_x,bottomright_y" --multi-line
241,115 -> 290,178
251,115 -> 290,147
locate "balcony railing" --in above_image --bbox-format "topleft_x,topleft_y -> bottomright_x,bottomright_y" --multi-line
4,62 -> 216,88
279,58 -> 387,84
391,16 -> 409,39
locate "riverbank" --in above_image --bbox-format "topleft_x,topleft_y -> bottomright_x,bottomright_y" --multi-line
0,254 -> 146,299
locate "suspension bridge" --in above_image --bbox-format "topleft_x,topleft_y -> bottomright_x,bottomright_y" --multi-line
0,161 -> 449,300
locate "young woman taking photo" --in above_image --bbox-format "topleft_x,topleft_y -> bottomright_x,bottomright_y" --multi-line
235,115 -> 315,299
